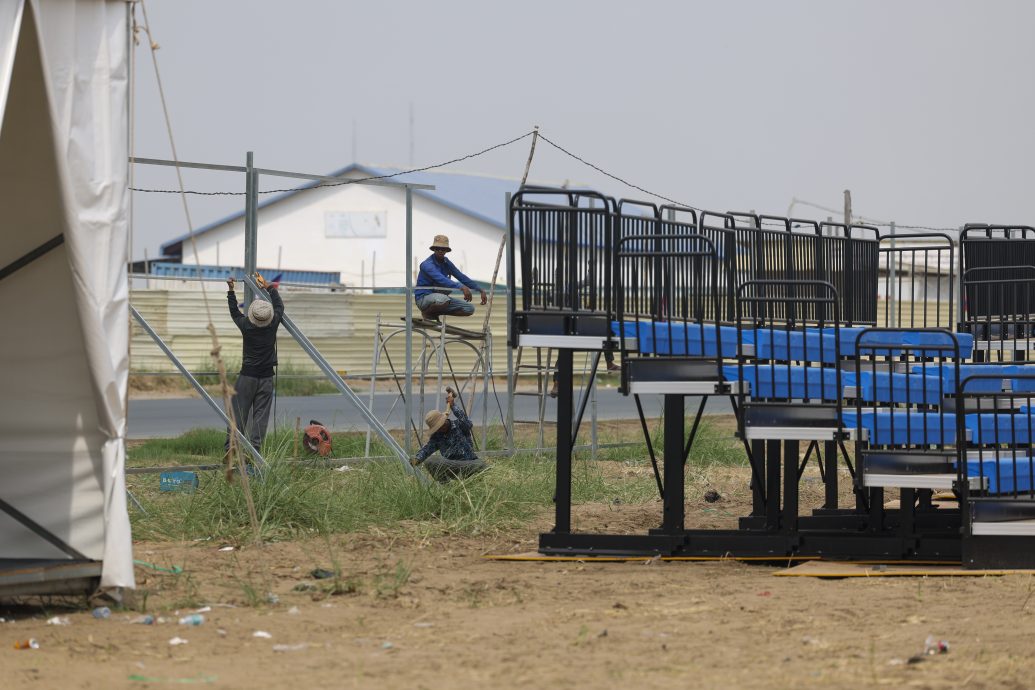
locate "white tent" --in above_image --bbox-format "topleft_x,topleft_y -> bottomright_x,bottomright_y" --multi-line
0,0 -> 132,591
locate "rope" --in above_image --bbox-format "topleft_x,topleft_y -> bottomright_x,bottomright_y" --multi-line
136,0 -> 260,542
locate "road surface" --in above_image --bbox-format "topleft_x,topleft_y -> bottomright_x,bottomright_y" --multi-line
127,387 -> 734,439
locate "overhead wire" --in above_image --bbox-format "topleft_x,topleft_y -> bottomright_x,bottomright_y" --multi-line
130,130 -> 536,196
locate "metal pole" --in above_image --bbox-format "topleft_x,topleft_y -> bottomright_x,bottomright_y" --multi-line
130,306 -> 266,468
405,187 -> 414,456
888,221 -> 897,327
244,276 -> 425,482
843,189 -> 852,227
482,333 -> 490,450
590,359 -> 598,461
364,313 -> 382,457
244,151 -> 256,308
505,192 -> 515,456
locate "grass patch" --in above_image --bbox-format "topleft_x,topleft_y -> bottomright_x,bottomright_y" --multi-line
129,450 -> 659,543
127,415 -> 744,543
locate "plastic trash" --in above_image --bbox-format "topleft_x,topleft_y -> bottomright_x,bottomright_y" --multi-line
266,593 -> 280,605
46,616 -> 70,626
287,606 -> 300,615
272,643 -> 308,652
218,546 -> 235,552
130,615 -> 155,625
310,568 -> 335,580
92,607 -> 111,620
13,639 -> 39,650
178,615 -> 204,626
924,636 -> 949,655
252,631 -> 273,639
381,641 -> 394,650
168,637 -> 189,646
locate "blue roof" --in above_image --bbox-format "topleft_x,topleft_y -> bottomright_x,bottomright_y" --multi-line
161,163 -> 520,256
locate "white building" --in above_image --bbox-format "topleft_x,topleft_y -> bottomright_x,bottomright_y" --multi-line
160,164 -> 523,288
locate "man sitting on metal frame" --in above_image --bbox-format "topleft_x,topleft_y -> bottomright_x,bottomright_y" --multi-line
414,234 -> 486,322
411,389 -> 487,482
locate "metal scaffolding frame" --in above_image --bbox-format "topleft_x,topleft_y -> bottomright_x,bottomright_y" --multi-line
130,154 -> 434,479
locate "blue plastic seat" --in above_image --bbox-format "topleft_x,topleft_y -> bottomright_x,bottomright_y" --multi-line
614,321 -> 739,358
856,371 -> 947,405
841,410 -> 957,445
965,456 -> 1035,494
723,364 -> 849,400
920,364 -> 1016,394
966,411 -> 1035,444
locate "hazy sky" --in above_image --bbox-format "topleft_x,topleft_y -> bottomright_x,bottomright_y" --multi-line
131,0 -> 1035,261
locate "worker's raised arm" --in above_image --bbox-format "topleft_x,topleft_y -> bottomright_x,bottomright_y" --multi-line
268,284 -> 284,320
226,278 -> 247,328
450,396 -> 474,432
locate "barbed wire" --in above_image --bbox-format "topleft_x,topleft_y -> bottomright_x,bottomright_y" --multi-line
130,130 -> 536,196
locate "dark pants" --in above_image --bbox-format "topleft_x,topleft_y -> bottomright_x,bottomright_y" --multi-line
424,456 -> 488,483
225,374 -> 275,454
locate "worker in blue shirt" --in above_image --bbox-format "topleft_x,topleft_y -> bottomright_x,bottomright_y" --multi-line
414,234 -> 486,322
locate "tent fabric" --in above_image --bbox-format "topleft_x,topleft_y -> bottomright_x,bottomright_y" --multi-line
0,0 -> 132,589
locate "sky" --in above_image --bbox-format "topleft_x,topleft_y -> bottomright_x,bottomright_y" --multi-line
130,0 -> 1035,261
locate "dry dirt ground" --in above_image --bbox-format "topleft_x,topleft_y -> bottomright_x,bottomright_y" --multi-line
6,481 -> 1035,689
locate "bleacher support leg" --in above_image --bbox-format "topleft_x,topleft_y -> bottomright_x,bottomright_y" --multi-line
553,349 -> 574,534
662,394 -> 686,534
751,440 -> 766,516
783,440 -> 799,534
766,440 -> 781,530
823,440 -> 838,509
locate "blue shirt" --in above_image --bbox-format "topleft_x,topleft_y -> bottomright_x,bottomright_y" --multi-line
414,255 -> 479,300
414,401 -> 478,463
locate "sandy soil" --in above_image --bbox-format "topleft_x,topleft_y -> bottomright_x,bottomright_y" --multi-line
6,478 -> 1035,689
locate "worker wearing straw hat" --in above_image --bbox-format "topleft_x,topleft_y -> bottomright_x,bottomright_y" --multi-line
414,234 -> 486,322
224,272 -> 284,461
412,389 -> 487,481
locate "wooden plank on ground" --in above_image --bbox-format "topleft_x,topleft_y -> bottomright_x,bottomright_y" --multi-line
772,560 -> 1033,578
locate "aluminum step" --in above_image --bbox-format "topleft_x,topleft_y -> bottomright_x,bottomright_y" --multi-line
971,520 -> 1035,536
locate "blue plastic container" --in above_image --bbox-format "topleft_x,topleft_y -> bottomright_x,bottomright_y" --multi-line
160,471 -> 199,493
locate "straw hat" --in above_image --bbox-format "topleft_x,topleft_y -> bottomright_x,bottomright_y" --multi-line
247,299 -> 274,327
429,235 -> 452,252
424,409 -> 449,435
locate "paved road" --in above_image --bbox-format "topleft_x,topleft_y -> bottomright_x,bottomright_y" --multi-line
127,387 -> 734,439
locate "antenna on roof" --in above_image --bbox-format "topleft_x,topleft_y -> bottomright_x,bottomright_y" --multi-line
409,102 -> 415,166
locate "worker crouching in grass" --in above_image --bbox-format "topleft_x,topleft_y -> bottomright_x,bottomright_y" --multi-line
224,273 -> 284,465
412,389 -> 487,482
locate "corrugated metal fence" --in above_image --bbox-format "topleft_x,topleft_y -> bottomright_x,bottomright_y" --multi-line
130,289 -> 514,377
